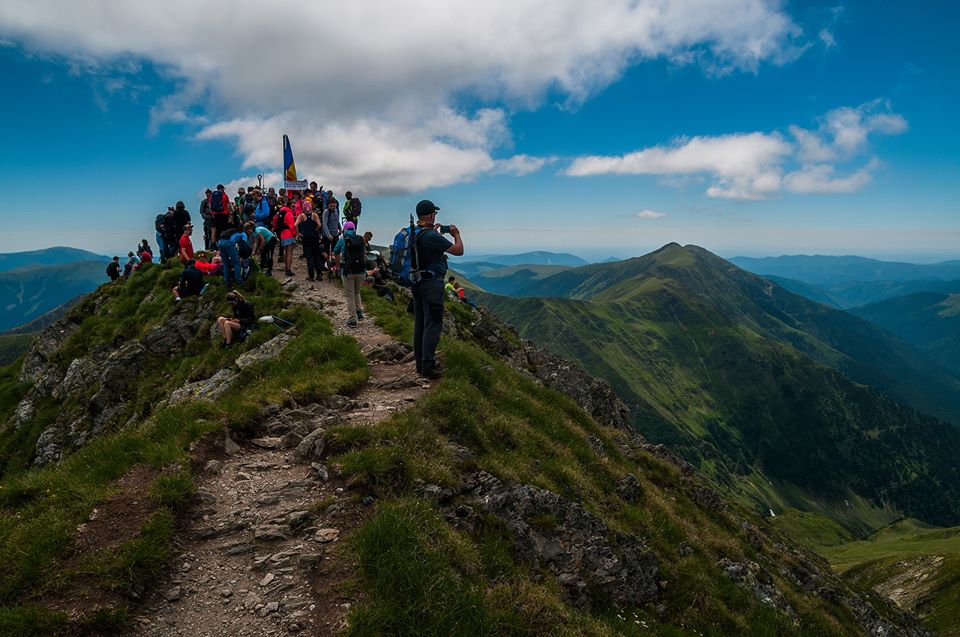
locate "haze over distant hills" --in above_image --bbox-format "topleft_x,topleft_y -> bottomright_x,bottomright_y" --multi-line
459,251 -> 588,267
730,254 -> 960,285
0,246 -> 109,273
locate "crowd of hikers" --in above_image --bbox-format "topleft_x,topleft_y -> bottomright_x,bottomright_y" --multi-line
107,181 -> 467,379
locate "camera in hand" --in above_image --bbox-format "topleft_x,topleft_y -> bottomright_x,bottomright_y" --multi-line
439,225 -> 451,234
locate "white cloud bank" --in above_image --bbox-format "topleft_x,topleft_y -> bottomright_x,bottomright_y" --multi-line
566,100 -> 907,199
637,209 -> 667,218
0,0 -> 803,194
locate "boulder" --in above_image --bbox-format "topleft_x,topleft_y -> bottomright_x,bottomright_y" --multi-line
468,472 -> 658,608
167,369 -> 240,406
295,428 -> 327,461
235,332 -> 296,370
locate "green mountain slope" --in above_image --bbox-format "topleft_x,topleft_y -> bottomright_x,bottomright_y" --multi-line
479,289 -> 960,528
850,292 -> 960,374
487,243 -> 960,426
468,264 -> 574,296
0,261 -> 106,332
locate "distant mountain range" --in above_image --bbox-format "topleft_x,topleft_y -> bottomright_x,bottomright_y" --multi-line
459,251 -> 588,267
477,243 -> 960,530
730,254 -> 960,285
0,246 -> 110,273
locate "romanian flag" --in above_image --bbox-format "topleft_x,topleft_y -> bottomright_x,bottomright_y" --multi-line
283,134 -> 298,181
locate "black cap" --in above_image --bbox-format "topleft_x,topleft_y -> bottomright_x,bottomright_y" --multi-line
416,199 -> 439,217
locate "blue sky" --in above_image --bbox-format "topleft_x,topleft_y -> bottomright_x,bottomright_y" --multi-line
0,0 -> 957,261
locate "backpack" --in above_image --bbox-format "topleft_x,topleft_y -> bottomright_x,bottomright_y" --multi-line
390,217 -> 423,287
342,234 -> 367,275
237,237 -> 253,259
254,198 -> 270,224
106,261 -> 119,277
348,198 -> 361,219
243,194 -> 257,217
275,209 -> 289,234
154,214 -> 166,233
210,192 -> 225,214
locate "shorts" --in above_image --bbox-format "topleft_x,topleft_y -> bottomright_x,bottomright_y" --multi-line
213,215 -> 231,233
281,237 -> 296,247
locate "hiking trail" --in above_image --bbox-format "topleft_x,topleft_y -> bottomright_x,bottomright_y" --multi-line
133,274 -> 430,636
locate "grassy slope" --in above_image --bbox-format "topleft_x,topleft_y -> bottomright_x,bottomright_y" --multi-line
850,292 -> 960,374
0,262 -> 369,634
775,513 -> 960,637
477,280 -> 960,531
341,290 -> 888,636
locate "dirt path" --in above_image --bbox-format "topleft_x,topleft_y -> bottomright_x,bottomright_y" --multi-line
133,272 -> 428,637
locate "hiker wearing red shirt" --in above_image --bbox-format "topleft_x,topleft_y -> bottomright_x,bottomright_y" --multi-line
208,184 -> 231,244
179,225 -> 195,264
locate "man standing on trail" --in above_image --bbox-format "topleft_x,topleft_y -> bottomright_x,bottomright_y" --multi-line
209,184 -> 231,245
411,199 -> 463,378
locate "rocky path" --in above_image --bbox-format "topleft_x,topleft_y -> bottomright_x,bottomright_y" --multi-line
134,273 -> 429,636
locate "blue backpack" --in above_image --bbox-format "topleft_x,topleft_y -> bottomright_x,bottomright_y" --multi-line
391,217 -> 423,287
254,198 -> 270,224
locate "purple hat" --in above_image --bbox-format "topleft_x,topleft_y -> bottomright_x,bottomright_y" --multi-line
343,221 -> 356,232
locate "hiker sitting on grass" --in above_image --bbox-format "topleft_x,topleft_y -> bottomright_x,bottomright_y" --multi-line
172,259 -> 206,302
215,291 -> 255,347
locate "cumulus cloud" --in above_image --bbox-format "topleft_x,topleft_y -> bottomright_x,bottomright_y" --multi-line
567,100 -> 907,199
636,209 -> 667,218
0,0 -> 803,193
567,132 -> 791,200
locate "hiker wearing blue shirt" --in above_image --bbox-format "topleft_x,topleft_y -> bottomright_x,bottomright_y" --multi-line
245,221 -> 276,276
410,199 -> 463,378
217,227 -> 246,286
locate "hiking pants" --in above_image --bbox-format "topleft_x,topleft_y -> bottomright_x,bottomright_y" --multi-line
218,239 -> 242,286
343,273 -> 364,319
412,276 -> 444,374
259,237 -> 276,273
302,237 -> 324,279
156,232 -> 165,261
322,235 -> 339,268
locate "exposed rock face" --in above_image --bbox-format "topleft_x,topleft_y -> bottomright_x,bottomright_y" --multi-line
463,472 -> 658,608
11,296 -> 224,466
166,370 -> 240,406
235,332 -> 296,370
718,558 -> 798,621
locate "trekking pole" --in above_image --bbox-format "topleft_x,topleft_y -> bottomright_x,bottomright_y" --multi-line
257,173 -> 264,190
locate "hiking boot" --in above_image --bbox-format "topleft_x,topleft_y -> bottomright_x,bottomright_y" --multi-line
420,363 -> 443,379
307,276 -> 315,281
285,270 -> 295,277
346,319 -> 358,328
356,309 -> 364,321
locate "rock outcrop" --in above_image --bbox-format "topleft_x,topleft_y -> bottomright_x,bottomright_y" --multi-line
460,471 -> 659,608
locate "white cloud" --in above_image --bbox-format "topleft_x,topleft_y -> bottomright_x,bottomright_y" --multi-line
637,209 -> 667,218
567,100 -> 907,199
783,159 -> 878,195
819,29 -> 836,48
567,132 -> 791,200
0,0 -> 803,194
